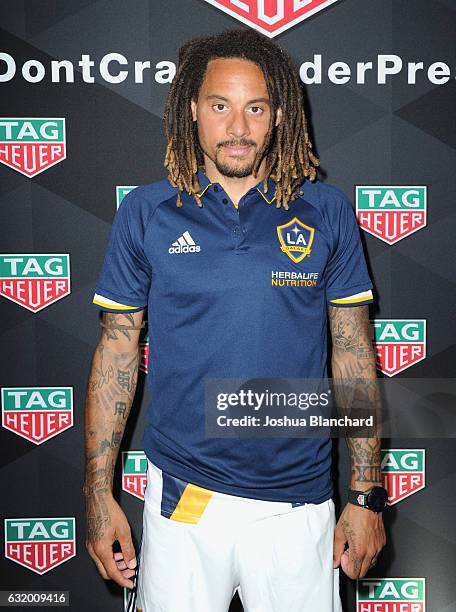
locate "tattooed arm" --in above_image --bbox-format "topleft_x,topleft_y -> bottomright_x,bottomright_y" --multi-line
83,310 -> 144,588
328,304 -> 386,579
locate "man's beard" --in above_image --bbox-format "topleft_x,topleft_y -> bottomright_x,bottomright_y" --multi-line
215,157 -> 254,178
202,139 -> 258,179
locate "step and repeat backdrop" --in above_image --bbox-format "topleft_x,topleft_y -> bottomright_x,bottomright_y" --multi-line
1,1 -> 455,611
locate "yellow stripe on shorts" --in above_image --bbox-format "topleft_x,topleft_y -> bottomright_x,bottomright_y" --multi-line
170,483 -> 213,524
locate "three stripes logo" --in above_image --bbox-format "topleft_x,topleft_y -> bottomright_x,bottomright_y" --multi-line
169,231 -> 201,254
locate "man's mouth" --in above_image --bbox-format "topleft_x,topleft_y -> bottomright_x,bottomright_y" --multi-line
220,143 -> 254,157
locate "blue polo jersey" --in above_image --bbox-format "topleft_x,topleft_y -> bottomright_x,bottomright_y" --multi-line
92,170 -> 373,503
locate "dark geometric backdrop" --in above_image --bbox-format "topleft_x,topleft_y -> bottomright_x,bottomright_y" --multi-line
1,1 -> 455,610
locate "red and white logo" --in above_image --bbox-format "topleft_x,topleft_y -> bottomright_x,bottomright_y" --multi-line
372,319 -> 426,377
381,449 -> 425,505
0,254 -> 71,313
139,339 -> 149,374
122,451 -> 148,500
2,387 -> 73,445
5,518 -> 76,575
0,119 -> 66,178
202,0 -> 339,37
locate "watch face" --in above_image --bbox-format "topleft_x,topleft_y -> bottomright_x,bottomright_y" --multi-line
367,486 -> 388,512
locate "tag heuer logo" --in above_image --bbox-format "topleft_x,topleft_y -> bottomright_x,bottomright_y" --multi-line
381,449 -> 425,505
277,217 -> 314,263
0,119 -> 66,178
2,387 -> 73,445
372,319 -> 426,376
122,451 -> 148,500
116,186 -> 137,209
356,186 -> 427,245
4,518 -> 76,575
357,578 -> 425,611
0,254 -> 71,312
202,0 -> 339,38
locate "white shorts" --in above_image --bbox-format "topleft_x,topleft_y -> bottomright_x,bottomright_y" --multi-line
129,459 -> 342,612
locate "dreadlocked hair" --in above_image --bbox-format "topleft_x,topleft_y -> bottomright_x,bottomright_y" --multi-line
163,28 -> 320,209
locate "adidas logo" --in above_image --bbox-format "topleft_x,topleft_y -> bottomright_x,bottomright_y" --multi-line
168,231 -> 201,254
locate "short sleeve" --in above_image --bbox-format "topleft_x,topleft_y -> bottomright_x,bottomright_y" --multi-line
324,192 -> 374,308
92,188 -> 152,313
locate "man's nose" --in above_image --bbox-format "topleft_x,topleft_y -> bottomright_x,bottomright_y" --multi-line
227,110 -> 249,139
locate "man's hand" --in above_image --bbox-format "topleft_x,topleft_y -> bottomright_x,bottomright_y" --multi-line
85,490 -> 137,589
333,502 -> 386,579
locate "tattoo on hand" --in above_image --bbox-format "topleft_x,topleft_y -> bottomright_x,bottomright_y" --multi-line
341,519 -> 361,574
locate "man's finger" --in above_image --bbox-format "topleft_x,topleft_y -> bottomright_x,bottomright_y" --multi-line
333,526 -> 347,568
359,548 -> 381,578
340,550 -> 354,578
88,549 -> 110,580
117,530 -> 137,570
86,542 -> 110,580
97,546 -> 134,588
341,545 -> 363,580
113,551 -> 128,570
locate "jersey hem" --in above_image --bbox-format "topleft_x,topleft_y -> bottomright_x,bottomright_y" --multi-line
143,447 -> 333,505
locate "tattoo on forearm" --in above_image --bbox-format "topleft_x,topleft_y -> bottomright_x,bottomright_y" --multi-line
102,312 -> 136,341
348,438 -> 382,484
84,451 -> 117,540
328,305 -> 382,486
328,305 -> 375,361
88,344 -> 114,392
355,464 -> 382,483
86,488 -> 111,542
114,401 -> 127,418
117,369 -> 132,391
84,312 -> 141,511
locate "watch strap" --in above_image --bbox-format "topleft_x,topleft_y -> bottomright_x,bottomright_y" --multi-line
348,488 -> 369,508
348,486 -> 388,512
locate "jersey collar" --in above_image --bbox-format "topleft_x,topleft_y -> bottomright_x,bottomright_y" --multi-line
196,169 -> 277,204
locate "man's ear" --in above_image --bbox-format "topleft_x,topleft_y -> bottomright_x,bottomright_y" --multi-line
275,107 -> 283,127
191,99 -> 197,122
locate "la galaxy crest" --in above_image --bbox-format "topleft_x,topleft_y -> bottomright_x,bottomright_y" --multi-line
276,217 -> 314,263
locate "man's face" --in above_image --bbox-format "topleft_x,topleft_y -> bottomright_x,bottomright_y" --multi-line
191,58 -> 281,179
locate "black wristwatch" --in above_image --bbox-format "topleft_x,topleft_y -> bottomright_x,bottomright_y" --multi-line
348,486 -> 388,512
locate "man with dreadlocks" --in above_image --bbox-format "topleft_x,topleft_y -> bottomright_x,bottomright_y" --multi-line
84,28 -> 386,612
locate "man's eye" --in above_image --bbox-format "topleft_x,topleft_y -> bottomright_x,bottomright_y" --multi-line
249,106 -> 264,114
213,104 -> 227,112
